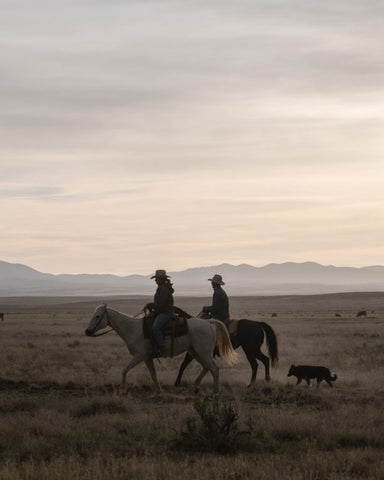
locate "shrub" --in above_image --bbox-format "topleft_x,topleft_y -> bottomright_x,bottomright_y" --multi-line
177,396 -> 249,453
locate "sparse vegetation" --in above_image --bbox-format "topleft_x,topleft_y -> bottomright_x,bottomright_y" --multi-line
177,396 -> 245,453
0,294 -> 383,479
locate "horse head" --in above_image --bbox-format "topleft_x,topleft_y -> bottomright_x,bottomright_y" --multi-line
85,304 -> 108,336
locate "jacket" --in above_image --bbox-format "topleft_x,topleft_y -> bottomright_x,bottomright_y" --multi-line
205,287 -> 229,321
152,282 -> 174,316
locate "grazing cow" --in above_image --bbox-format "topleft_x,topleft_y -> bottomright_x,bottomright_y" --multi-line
271,313 -> 277,318
335,313 -> 341,317
356,310 -> 367,318
0,313 -> 4,321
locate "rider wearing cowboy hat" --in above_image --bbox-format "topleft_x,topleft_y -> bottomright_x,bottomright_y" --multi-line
202,274 -> 229,322
145,269 -> 174,355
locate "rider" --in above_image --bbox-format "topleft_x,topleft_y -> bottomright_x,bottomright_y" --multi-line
202,274 -> 229,322
145,269 -> 174,355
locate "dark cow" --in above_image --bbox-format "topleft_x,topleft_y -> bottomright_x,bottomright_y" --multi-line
356,310 -> 367,318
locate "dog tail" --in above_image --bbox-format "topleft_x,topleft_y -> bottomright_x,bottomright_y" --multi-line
331,372 -> 337,382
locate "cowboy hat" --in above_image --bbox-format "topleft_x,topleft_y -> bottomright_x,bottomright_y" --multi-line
208,274 -> 225,285
150,269 -> 170,279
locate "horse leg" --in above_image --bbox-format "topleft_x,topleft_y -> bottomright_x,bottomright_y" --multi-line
145,358 -> 161,392
193,367 -> 208,393
241,344 -> 266,387
196,357 -> 219,394
210,360 -> 219,394
244,352 -> 259,388
121,354 -> 145,392
240,344 -> 258,387
174,352 -> 194,387
255,350 -> 271,382
190,349 -> 219,394
186,349 -> 209,392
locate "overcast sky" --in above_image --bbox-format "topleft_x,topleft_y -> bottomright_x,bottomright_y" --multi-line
1,0 -> 383,275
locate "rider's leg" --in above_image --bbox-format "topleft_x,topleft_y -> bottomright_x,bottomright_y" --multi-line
152,313 -> 170,350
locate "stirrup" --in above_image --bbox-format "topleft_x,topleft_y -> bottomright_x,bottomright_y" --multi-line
152,345 -> 164,357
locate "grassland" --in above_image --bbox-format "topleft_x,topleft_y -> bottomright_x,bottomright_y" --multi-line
0,293 -> 383,479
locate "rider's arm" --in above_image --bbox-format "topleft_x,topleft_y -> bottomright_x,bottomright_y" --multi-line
153,285 -> 172,310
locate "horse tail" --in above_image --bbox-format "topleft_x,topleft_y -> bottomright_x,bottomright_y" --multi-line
209,320 -> 239,366
260,322 -> 279,367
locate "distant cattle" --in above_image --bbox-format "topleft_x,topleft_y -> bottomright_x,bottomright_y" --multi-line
356,310 -> 367,318
335,313 -> 341,317
0,313 -> 4,321
271,313 -> 277,318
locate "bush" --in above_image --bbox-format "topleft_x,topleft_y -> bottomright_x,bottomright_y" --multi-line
177,396 -> 248,453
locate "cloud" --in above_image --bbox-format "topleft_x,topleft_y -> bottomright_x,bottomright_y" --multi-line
1,0 -> 384,273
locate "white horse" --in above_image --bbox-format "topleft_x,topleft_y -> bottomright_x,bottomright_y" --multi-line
85,304 -> 238,393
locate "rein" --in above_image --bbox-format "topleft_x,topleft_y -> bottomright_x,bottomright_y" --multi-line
92,307 -> 114,337
92,328 -> 113,337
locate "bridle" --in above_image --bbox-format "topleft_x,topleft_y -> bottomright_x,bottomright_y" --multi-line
90,305 -> 114,337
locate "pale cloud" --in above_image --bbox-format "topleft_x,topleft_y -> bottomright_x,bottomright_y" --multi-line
1,0 -> 384,274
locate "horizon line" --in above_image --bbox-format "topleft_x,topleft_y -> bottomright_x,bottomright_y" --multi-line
1,259 -> 384,278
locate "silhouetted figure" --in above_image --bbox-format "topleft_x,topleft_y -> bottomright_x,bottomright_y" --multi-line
145,269 -> 174,356
202,274 -> 229,322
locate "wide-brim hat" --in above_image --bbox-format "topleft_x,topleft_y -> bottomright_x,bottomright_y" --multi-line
151,269 -> 170,279
208,274 -> 225,285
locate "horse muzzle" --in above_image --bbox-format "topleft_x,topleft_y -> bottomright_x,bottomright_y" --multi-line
85,328 -> 94,337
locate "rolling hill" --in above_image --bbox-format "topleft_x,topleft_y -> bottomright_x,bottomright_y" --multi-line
0,260 -> 383,296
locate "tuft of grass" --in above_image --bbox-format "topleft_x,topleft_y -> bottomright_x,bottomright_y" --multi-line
0,397 -> 38,415
71,399 -> 128,418
243,383 -> 334,411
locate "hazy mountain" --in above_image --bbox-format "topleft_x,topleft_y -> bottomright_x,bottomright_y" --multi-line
0,260 -> 383,296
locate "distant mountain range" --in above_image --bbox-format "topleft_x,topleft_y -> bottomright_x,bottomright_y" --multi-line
0,260 -> 383,296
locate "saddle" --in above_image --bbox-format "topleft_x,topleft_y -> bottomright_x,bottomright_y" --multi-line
143,311 -> 188,357
200,312 -> 239,337
143,314 -> 188,339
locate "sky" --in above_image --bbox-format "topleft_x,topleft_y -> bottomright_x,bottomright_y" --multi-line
1,0 -> 384,275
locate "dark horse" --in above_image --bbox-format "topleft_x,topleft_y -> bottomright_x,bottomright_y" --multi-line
173,309 -> 278,387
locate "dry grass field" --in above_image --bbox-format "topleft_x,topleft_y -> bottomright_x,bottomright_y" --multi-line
0,292 -> 383,480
